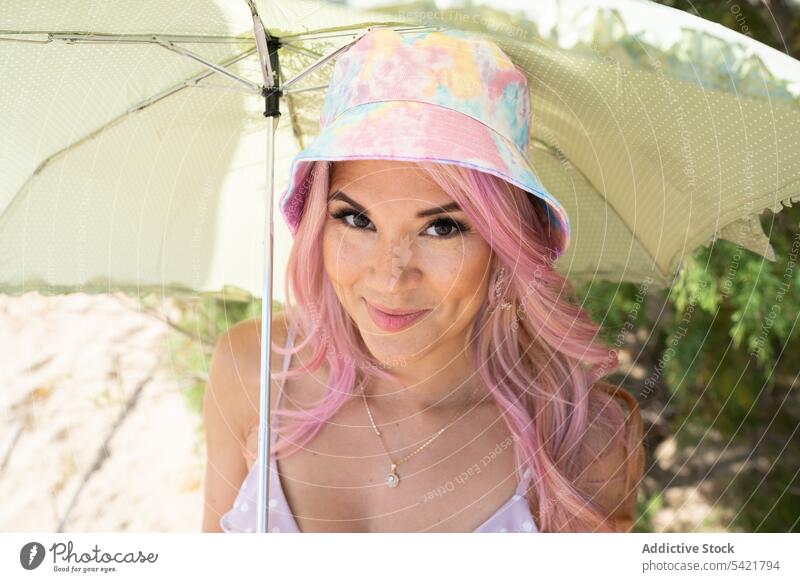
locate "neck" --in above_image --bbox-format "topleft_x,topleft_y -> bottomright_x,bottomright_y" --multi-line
360,334 -> 486,418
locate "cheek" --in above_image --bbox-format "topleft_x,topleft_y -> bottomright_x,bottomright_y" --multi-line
423,238 -> 492,311
322,224 -> 367,287
323,224 -> 493,314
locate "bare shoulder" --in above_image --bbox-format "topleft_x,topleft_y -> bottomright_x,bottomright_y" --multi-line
221,311 -> 332,458
200,311 -> 295,531
204,311 -> 293,441
225,311 -> 296,424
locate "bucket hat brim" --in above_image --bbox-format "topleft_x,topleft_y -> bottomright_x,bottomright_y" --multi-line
279,99 -> 571,258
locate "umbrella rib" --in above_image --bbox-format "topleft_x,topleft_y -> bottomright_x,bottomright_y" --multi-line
278,23 -> 442,44
154,40 -> 261,94
0,32 -> 255,44
2,32 -> 263,94
530,138 -> 665,280
3,33 -> 263,93
130,47 -> 257,113
280,36 -> 364,90
280,84 -> 329,95
0,48 -> 260,226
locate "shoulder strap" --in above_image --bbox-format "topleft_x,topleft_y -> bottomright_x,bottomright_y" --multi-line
515,465 -> 533,495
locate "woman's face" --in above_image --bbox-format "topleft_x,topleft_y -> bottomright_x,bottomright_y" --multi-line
323,159 -> 494,366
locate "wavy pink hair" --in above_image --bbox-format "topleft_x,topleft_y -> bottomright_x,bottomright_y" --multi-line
268,159 -> 637,532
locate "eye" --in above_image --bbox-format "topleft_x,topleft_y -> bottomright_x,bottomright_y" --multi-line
423,217 -> 470,239
330,208 -> 374,231
329,207 -> 470,239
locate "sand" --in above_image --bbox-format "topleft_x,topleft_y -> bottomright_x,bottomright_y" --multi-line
0,292 -> 205,532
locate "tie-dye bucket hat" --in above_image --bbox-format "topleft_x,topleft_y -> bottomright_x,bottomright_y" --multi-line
279,27 -> 572,258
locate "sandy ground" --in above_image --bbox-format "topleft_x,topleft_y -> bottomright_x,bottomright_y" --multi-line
0,293 -> 205,532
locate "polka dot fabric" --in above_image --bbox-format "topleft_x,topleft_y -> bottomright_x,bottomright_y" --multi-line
220,454 -> 538,534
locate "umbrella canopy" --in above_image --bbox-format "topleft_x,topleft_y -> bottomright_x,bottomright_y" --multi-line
2,0 -> 800,299
0,0 -> 408,301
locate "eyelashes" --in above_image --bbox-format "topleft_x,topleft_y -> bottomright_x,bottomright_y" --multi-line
329,207 -> 471,239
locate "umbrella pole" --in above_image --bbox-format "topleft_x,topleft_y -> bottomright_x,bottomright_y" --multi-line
252,10 -> 282,533
257,111 -> 278,534
257,114 -> 281,533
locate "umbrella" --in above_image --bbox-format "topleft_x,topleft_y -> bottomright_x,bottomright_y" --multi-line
2,0 -> 799,532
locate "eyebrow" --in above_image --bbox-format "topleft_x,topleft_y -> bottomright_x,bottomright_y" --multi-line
328,190 -> 462,218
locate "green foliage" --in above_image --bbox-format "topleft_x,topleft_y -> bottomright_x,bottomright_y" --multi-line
634,491 -> 663,533
653,0 -> 779,51
163,296 -> 292,458
577,279 -> 651,348
173,295 -> 264,347
577,206 -> 800,532
164,296 -> 287,417
727,454 -> 800,532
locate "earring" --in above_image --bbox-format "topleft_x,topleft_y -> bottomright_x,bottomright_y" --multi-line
495,267 -> 513,311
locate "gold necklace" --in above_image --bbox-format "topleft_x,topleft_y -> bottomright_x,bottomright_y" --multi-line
359,380 -> 478,488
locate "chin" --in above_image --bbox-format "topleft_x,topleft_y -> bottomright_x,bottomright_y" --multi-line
358,330 -> 421,370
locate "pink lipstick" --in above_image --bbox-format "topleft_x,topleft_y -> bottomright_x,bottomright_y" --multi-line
364,299 -> 430,332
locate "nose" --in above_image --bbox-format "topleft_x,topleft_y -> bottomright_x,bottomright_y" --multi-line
364,231 -> 421,293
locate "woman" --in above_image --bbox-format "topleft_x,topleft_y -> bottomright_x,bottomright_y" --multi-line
202,28 -> 645,533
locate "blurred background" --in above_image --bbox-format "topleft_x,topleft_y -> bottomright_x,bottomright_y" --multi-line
1,0 -> 799,533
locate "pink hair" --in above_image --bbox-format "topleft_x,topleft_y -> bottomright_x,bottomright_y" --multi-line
268,160 -> 641,532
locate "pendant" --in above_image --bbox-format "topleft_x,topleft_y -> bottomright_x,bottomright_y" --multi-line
386,463 -> 399,488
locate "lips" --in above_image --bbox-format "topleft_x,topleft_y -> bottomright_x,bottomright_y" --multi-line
364,299 -> 430,332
